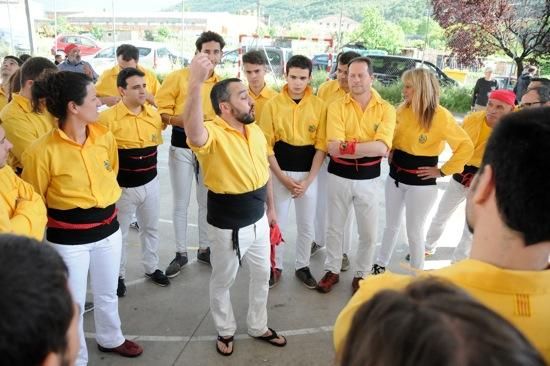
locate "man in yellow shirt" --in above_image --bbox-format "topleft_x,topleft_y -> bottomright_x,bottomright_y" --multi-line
0,57 -> 57,172
242,50 -> 278,123
99,67 -> 169,296
156,31 -> 225,276
95,44 -> 159,107
318,57 -> 396,294
0,55 -> 23,111
313,50 -> 360,270
334,107 -> 550,362
0,124 -> 46,240
259,55 -> 327,289
424,90 -> 515,262
183,54 -> 286,356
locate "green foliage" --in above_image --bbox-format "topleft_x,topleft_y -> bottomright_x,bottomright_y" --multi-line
311,70 -> 328,93
352,8 -> 405,53
373,80 -> 403,105
90,26 -> 104,41
144,27 -> 172,42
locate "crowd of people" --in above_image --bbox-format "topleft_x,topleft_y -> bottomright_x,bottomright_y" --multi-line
1,30 -> 549,365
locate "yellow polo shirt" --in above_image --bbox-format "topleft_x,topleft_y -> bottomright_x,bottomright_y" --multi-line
156,68 -> 220,121
393,105 -> 474,175
333,259 -> 550,363
317,79 -> 346,105
188,116 -> 269,194
0,165 -> 46,240
21,124 -> 121,210
0,94 -> 55,170
327,89 -> 396,149
95,64 -> 160,98
98,101 -> 164,149
258,85 -> 327,155
249,84 -> 278,124
462,110 -> 492,168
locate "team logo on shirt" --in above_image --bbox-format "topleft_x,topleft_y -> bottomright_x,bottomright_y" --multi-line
104,160 -> 113,172
151,133 -> 158,142
418,134 -> 427,144
308,125 -> 317,133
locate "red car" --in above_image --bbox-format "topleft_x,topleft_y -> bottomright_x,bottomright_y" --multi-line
50,35 -> 102,56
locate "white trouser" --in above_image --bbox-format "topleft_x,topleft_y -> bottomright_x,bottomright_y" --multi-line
209,214 -> 270,337
48,230 -> 125,366
314,158 -> 354,253
325,174 -> 380,276
273,170 -> 317,270
377,179 -> 438,270
452,219 -> 473,263
168,146 -> 208,252
117,176 -> 160,278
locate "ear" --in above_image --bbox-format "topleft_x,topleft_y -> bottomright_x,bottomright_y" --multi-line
67,100 -> 79,116
24,79 -> 34,90
219,101 -> 231,114
117,86 -> 125,98
41,352 -> 60,366
471,165 -> 495,205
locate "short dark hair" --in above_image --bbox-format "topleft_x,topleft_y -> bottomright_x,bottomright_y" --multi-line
117,67 -> 145,88
242,50 -> 267,66
530,77 -> 550,88
480,107 -> 550,245
339,278 -> 545,366
32,71 -> 92,126
286,55 -> 312,76
116,44 -> 140,62
338,51 -> 361,66
20,56 -> 57,85
18,54 -> 32,63
527,86 -> 550,104
348,56 -> 374,76
210,78 -> 241,115
195,31 -> 225,52
3,55 -> 23,66
0,234 -> 74,366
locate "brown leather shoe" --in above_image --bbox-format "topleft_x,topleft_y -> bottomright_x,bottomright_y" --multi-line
316,271 -> 339,293
98,339 -> 143,357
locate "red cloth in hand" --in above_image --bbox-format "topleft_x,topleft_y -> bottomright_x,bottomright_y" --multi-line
269,223 -> 284,269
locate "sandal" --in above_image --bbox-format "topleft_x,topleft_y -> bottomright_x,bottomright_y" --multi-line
253,328 -> 287,347
216,335 -> 234,356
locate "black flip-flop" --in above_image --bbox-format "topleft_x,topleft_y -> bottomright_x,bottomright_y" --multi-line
253,328 -> 287,347
216,335 -> 234,356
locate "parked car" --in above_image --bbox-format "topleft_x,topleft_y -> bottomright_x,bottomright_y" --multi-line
493,75 -> 517,91
83,41 -> 188,75
330,53 -> 458,86
221,46 -> 293,77
312,53 -> 332,72
50,34 -> 102,56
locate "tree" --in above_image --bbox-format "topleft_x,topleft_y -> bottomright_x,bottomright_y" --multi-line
352,8 -> 405,53
431,0 -> 550,77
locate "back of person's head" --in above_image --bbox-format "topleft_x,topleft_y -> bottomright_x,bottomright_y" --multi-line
116,44 -> 140,62
0,234 -> 75,366
117,67 -> 145,88
32,71 -> 92,126
211,78 -> 241,115
479,107 -> 550,245
286,55 -> 312,76
528,66 -> 537,73
348,56 -> 374,76
528,86 -> 550,104
338,278 -> 545,366
401,68 -> 440,130
195,31 -> 225,52
20,56 -> 57,86
242,50 -> 268,66
338,51 -> 361,66
18,54 -> 31,63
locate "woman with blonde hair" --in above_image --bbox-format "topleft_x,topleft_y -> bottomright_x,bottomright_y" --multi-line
372,68 -> 473,272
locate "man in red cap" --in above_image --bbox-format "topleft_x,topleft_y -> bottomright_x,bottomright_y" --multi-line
421,89 -> 516,262
57,43 -> 98,82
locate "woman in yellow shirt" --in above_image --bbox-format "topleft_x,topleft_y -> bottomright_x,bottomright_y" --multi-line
22,71 -> 143,364
373,69 -> 473,272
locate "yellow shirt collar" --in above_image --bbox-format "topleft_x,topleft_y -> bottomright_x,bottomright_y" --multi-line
281,84 -> 313,103
12,94 -> 33,113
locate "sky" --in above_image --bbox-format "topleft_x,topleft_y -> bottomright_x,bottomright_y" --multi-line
33,0 -> 179,13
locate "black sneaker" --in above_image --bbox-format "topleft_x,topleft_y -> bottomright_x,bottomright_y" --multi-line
84,301 -> 94,313
165,252 -> 188,278
129,221 -> 140,231
197,248 -> 211,265
117,277 -> 126,297
310,242 -> 323,256
295,267 -> 317,289
371,264 -> 386,275
145,270 -> 170,287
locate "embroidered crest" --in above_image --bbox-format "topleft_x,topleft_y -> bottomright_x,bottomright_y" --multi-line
418,134 -> 427,144
104,160 -> 113,171
151,134 -> 158,142
308,125 -> 317,133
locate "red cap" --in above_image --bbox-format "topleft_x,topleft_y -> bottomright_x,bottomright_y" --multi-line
489,89 -> 516,106
64,43 -> 79,54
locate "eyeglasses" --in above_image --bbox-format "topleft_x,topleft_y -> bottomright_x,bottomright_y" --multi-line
519,101 -> 543,108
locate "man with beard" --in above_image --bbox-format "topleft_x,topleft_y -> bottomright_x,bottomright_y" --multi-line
57,44 -> 98,82
332,107 -> 550,363
184,54 -> 286,356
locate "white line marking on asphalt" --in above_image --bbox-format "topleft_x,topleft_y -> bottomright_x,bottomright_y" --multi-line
85,326 -> 333,342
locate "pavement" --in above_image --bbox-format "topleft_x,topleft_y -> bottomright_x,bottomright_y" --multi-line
84,125 -> 467,366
